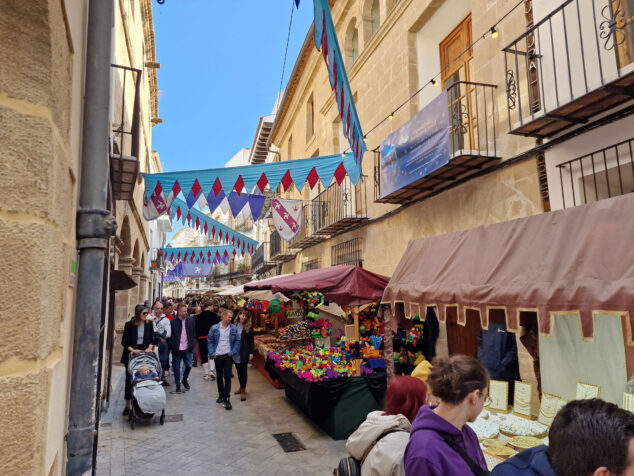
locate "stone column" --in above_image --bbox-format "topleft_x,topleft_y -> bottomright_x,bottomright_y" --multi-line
115,256 -> 135,330
131,266 -> 143,307
138,273 -> 149,304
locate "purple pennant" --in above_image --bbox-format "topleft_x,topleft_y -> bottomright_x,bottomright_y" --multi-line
227,191 -> 249,217
248,194 -> 266,221
205,189 -> 226,214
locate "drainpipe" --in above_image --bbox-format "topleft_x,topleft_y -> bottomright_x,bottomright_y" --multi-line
66,0 -> 116,474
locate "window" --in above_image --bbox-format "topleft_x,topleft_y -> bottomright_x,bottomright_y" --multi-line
352,30 -> 359,62
331,238 -> 363,266
371,0 -> 380,36
302,258 -> 321,271
287,135 -> 293,162
345,20 -> 360,65
306,95 -> 314,140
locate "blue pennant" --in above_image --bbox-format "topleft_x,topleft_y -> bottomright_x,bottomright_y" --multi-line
248,194 -> 266,221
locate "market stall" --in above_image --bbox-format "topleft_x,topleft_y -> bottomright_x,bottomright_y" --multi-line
382,193 -> 634,467
245,265 -> 391,439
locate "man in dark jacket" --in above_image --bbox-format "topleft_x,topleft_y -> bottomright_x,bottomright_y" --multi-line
477,319 -> 520,404
492,399 -> 634,476
169,303 -> 197,394
196,302 -> 220,380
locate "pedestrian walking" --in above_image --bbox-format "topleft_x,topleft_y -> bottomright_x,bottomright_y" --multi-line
233,310 -> 254,401
404,354 -> 490,476
192,306 -> 202,367
120,304 -> 155,415
342,375 -> 428,476
168,303 -> 196,394
207,309 -> 240,410
197,301 -> 220,381
151,300 -> 171,386
491,399 -> 634,476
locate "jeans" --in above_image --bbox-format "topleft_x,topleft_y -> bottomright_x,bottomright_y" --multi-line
158,340 -> 170,374
172,349 -> 193,389
236,362 -> 248,389
214,354 -> 234,399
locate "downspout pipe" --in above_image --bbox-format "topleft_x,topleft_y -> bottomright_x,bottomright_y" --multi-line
66,0 -> 116,474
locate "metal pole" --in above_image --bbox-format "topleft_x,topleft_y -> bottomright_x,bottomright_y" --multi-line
66,0 -> 116,474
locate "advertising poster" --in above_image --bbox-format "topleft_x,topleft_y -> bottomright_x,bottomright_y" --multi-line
380,91 -> 450,198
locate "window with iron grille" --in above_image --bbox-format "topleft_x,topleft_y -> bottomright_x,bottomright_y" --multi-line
331,238 -> 363,267
302,258 -> 321,271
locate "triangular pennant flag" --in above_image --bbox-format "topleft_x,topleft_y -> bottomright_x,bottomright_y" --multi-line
195,216 -> 200,230
256,173 -> 268,193
186,179 -> 203,208
234,175 -> 245,196
206,189 -> 226,214
315,158 -> 341,188
247,194 -> 266,221
212,177 -> 223,197
334,162 -> 347,185
281,170 -> 293,192
306,167 -> 320,189
227,191 -> 249,217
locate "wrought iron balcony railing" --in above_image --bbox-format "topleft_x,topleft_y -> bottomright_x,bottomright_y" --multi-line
555,136 -> 634,208
375,81 -> 499,204
503,0 -> 634,138
252,242 -> 276,272
270,230 -> 296,263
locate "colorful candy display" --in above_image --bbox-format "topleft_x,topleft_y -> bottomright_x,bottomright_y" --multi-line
267,345 -> 373,381
278,320 -> 311,340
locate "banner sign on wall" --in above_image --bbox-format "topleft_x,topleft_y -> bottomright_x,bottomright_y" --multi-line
272,198 -> 303,242
379,91 -> 450,199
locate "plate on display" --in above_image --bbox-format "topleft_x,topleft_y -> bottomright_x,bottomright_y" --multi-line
484,445 -> 517,459
508,436 -> 544,451
499,416 -> 548,437
467,417 -> 499,440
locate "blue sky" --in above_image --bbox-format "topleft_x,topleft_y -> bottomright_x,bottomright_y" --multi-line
152,0 -> 314,172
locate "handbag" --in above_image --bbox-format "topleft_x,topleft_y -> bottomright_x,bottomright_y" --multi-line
432,429 -> 490,476
333,429 -> 405,476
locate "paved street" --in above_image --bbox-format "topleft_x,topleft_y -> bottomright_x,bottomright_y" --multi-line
96,364 -> 346,476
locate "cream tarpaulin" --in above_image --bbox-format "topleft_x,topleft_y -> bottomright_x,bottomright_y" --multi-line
382,193 -> 634,341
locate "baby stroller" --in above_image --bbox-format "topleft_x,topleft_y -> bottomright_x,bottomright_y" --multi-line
127,351 -> 166,429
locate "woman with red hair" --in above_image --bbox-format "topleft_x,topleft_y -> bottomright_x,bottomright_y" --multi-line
345,376 -> 428,476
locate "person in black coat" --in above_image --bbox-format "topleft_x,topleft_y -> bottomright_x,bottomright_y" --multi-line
233,310 -> 255,401
196,302 -> 220,380
120,304 -> 155,415
169,303 -> 197,393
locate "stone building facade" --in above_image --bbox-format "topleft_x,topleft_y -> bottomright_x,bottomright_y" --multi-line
268,0 -> 634,392
0,1 -> 161,474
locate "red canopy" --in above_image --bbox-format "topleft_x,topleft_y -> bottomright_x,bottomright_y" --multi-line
245,265 -> 390,307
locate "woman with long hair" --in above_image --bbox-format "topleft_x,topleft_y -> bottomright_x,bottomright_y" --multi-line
233,309 -> 254,401
120,304 -> 155,415
404,354 -> 490,476
345,376 -> 427,476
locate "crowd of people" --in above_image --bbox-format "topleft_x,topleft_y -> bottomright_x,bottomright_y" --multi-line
120,295 -> 254,413
120,301 -> 634,476
342,355 -> 634,476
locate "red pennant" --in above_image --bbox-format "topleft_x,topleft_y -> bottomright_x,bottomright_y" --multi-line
281,170 -> 293,192
177,252 -> 181,260
212,177 -> 223,197
346,105 -> 351,137
234,176 -> 245,196
208,251 -> 212,259
232,249 -> 237,256
237,239 -> 241,248
196,259 -> 199,264
195,216 -> 200,230
231,236 -> 235,246
241,250 -> 245,257
211,226 -> 216,238
334,162 -> 347,185
186,212 -> 191,225
176,206 -> 182,220
191,178 -> 202,198
256,173 -> 268,193
307,167 -> 319,189
171,181 -> 181,198
340,86 -> 345,119
183,252 -> 188,261
190,254 -> 194,263
219,230 -> 223,241
200,251 -> 203,259
203,221 -> 208,235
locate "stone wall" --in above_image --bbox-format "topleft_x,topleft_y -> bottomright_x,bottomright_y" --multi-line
0,0 -> 84,474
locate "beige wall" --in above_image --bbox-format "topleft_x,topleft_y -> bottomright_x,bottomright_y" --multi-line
0,0 -> 85,474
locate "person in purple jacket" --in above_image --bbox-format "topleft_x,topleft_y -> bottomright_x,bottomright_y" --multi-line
404,354 -> 490,476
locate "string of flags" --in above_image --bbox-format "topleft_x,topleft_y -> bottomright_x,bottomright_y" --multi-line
142,153 -> 360,221
168,197 -> 259,253
162,245 -> 243,264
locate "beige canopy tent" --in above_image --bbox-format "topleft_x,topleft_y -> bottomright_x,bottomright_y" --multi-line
217,275 -> 293,301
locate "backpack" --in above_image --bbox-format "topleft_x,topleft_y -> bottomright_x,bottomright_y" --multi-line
333,429 -> 405,476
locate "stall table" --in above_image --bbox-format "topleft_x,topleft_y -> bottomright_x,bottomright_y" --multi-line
265,358 -> 387,440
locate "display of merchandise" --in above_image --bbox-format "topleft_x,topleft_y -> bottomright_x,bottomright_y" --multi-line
278,320 -> 311,340
507,436 -> 544,451
499,415 -> 548,437
467,413 -> 500,440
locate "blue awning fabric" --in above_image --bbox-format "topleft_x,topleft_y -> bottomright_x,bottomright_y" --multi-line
162,245 -> 237,264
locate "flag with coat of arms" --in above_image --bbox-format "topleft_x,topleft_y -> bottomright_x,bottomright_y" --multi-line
271,198 -> 303,242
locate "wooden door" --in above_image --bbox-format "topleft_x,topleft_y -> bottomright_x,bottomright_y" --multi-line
446,306 -> 481,358
440,16 -> 474,153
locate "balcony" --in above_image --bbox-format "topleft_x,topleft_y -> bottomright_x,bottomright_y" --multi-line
375,81 -> 500,204
314,177 -> 369,234
110,64 -> 142,201
252,242 -> 276,273
554,137 -> 634,209
270,230 -> 296,263
503,0 -> 634,138
290,203 -> 329,250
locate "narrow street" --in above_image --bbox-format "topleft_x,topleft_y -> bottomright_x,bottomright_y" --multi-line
96,364 -> 345,475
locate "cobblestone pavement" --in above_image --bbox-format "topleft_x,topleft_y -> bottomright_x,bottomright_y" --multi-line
96,363 -> 346,476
